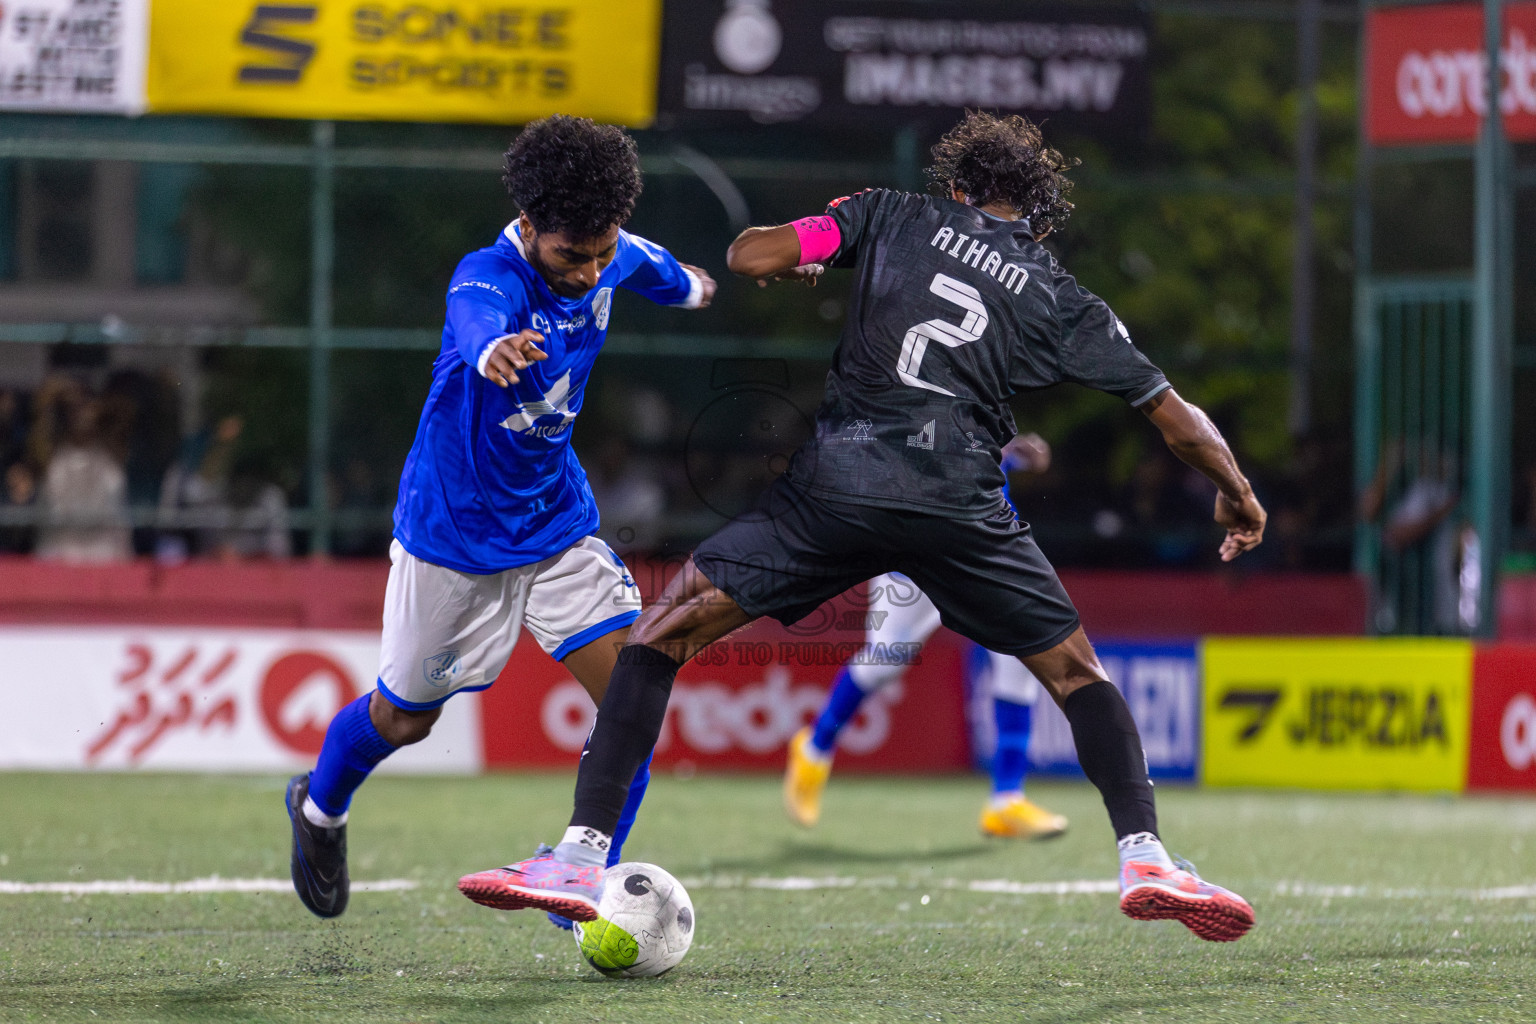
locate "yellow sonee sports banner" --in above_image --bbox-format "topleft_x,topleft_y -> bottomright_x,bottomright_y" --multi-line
146,1 -> 660,126
1202,638 -> 1473,792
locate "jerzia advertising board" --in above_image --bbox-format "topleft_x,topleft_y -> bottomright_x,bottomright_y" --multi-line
145,1 -> 661,125
1202,638 -> 1473,792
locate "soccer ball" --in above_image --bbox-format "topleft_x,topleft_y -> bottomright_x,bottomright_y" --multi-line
573,862 -> 694,978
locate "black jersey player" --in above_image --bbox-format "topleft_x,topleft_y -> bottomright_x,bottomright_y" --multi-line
458,112 -> 1267,942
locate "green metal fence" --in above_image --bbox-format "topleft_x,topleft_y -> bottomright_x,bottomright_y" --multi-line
1355,276 -> 1475,634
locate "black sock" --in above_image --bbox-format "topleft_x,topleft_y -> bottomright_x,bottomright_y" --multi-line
1062,679 -> 1158,839
570,644 -> 680,835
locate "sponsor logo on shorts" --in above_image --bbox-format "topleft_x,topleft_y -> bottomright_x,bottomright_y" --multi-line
424,651 -> 462,688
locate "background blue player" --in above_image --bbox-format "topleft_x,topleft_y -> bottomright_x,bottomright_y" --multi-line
285,115 -> 716,921
784,433 -> 1069,841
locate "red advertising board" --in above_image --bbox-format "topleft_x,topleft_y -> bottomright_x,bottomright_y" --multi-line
1366,2 -> 1536,145
477,583 -> 972,773
1467,645 -> 1536,791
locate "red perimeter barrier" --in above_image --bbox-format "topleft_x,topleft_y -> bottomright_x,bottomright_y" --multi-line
0,556 -> 1370,773
0,556 -> 1370,635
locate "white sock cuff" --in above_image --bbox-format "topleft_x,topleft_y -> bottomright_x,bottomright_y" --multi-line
561,825 -> 612,854
1117,831 -> 1174,869
302,796 -> 347,829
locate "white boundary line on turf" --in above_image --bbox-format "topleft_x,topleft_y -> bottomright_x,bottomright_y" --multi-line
1273,881 -> 1536,901
680,876 -> 1121,894
0,877 -> 418,895
3,875 -> 1532,900
685,876 -> 1536,900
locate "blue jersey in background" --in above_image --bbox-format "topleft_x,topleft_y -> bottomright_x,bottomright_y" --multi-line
394,222 -> 701,574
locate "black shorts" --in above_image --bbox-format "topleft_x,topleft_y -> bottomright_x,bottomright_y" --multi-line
691,477 -> 1080,659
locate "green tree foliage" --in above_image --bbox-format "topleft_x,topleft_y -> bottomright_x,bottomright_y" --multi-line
1036,12 -> 1359,486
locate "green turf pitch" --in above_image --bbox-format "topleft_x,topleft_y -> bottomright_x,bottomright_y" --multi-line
1,773 -> 1533,1023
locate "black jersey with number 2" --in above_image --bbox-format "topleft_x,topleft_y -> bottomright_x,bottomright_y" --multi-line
784,189 -> 1170,518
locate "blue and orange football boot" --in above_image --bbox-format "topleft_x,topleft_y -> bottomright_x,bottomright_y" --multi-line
458,848 -> 603,922
1119,856 -> 1255,942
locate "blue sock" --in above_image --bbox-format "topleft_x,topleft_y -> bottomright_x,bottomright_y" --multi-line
811,667 -> 868,755
307,692 -> 396,816
607,751 -> 652,867
990,697 -> 1032,796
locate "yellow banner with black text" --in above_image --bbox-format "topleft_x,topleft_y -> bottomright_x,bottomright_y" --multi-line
145,1 -> 660,125
1201,638 -> 1473,792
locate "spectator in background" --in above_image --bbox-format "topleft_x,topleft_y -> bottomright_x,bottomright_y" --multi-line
1359,441 -> 1470,633
588,436 -> 666,551
0,461 -> 37,554
159,415 -> 294,561
157,414 -> 244,562
330,457 -> 390,558
0,388 -> 35,554
0,388 -> 27,470
227,458 -> 292,560
33,378 -> 131,563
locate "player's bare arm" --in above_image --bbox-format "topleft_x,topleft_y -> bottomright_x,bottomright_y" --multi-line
482,329 -> 549,387
726,224 -> 825,287
1140,389 -> 1266,561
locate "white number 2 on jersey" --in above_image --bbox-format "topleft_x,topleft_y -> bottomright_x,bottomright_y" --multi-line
896,273 -> 989,397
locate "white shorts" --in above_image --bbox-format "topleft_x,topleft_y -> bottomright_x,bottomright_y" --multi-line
377,536 -> 641,710
850,572 -> 1040,704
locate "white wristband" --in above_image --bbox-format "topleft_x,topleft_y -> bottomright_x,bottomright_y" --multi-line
476,335 -> 510,378
676,268 -> 704,310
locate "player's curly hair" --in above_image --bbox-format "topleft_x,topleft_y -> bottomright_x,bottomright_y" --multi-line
502,115 -> 642,239
926,111 -> 1078,234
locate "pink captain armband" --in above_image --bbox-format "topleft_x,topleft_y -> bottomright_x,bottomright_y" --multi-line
790,215 -> 841,265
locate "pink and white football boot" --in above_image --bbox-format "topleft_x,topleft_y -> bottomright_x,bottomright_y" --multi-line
1119,856 -> 1255,942
458,848 -> 603,921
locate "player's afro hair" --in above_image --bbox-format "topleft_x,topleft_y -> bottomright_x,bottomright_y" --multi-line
502,115 -> 642,239
926,111 -> 1078,235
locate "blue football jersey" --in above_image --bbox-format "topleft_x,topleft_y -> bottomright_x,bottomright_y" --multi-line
393,222 -> 702,574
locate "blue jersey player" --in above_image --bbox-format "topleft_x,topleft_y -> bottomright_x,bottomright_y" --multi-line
286,115 -> 716,921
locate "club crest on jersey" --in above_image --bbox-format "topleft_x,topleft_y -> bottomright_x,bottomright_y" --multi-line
592,287 -> 613,330
424,650 -> 461,687
500,370 -> 577,437
929,227 -> 1029,295
906,419 -> 936,450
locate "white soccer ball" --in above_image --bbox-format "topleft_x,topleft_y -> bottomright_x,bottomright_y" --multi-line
572,862 -> 694,978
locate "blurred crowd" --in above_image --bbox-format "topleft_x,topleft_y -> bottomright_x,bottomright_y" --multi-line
4,365 -> 1531,573
0,372 -> 290,563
